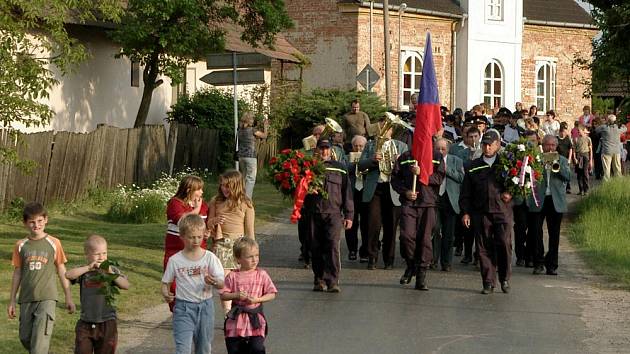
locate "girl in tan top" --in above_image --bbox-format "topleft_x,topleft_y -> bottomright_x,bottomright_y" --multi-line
208,170 -> 255,313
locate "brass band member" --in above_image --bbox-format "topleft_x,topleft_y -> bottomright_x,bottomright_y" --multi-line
345,135 -> 368,262
358,116 -> 408,270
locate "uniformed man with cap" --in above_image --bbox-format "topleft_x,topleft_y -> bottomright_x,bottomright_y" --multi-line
310,139 -> 354,293
391,146 -> 445,290
459,129 -> 513,294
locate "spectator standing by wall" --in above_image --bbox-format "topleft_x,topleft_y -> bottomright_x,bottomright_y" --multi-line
238,112 -> 269,199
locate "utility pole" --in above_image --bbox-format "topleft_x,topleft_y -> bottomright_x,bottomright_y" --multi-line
383,0 -> 391,108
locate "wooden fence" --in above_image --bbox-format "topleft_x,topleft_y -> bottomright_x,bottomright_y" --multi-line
0,123 -> 221,209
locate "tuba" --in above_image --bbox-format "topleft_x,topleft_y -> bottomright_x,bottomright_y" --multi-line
302,117 -> 343,151
375,112 -> 409,176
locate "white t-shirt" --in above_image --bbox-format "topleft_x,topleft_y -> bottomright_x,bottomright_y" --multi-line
162,250 -> 225,303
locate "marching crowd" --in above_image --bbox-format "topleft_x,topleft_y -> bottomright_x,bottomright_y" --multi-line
296,99 -> 628,296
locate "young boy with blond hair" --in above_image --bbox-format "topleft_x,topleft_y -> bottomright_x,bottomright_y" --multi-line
162,214 -> 225,354
7,202 -> 76,354
66,234 -> 130,353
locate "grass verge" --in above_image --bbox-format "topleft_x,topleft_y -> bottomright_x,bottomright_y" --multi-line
568,176 -> 630,288
0,181 -> 289,353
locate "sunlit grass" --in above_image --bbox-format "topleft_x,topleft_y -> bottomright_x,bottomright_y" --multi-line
568,176 -> 630,288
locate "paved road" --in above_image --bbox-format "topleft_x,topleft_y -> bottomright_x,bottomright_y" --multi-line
118,197 -> 608,354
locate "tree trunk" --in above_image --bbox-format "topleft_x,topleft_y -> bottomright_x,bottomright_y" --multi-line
133,52 -> 162,128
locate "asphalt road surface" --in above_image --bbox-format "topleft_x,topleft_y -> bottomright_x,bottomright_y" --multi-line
119,209 -> 603,354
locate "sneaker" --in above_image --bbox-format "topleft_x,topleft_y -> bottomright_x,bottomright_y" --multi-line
348,251 -> 357,261
367,259 -> 377,270
313,281 -> 326,292
481,283 -> 494,295
327,284 -> 341,293
500,280 -> 510,293
532,266 -> 545,275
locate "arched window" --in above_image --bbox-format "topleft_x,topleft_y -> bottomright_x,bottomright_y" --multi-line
400,51 -> 423,109
483,60 -> 503,108
536,62 -> 556,112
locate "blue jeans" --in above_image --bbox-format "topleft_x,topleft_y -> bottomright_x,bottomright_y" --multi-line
172,298 -> 214,354
239,157 -> 258,199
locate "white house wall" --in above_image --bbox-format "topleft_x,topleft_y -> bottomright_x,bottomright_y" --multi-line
457,0 -> 523,111
20,27 -> 171,133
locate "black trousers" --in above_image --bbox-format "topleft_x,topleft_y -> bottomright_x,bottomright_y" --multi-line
311,213 -> 343,286
366,182 -> 401,264
472,213 -> 512,286
399,205 -> 436,268
298,210 -> 313,263
226,336 -> 265,354
513,203 -> 528,262
432,195 -> 457,267
529,196 -> 564,270
576,154 -> 590,193
345,189 -> 368,255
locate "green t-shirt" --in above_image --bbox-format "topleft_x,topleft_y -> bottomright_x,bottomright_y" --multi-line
12,235 -> 67,303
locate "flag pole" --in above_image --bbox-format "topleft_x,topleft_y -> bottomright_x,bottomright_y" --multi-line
412,161 -> 417,194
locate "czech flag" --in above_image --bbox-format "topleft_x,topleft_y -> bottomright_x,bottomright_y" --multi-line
412,33 -> 442,185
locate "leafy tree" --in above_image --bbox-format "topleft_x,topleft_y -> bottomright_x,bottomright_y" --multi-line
0,0 -> 122,168
110,0 -> 293,128
586,1 -> 630,96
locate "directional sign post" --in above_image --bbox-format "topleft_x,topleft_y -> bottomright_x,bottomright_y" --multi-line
204,52 -> 272,169
357,64 -> 380,91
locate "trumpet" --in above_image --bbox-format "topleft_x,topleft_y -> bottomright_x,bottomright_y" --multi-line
542,152 -> 561,173
302,117 -> 343,151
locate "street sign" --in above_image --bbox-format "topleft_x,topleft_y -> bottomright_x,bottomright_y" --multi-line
357,64 -> 380,91
206,53 -> 272,69
199,69 -> 266,86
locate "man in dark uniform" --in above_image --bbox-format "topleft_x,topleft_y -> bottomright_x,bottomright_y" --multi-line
310,139 -> 354,293
459,129 -> 514,294
391,146 -> 445,290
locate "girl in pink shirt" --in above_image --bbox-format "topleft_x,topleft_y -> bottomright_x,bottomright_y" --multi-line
220,237 -> 277,354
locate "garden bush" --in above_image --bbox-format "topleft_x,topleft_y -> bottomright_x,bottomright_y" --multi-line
167,88 -> 249,172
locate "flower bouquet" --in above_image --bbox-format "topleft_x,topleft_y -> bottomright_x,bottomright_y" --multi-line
268,149 -> 327,223
494,138 -> 544,205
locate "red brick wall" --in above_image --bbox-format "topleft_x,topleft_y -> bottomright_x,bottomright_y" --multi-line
281,0 -> 359,90
521,25 -> 597,124
280,2 -> 455,109
356,11 -> 454,109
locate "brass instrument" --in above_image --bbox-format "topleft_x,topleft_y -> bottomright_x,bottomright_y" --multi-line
375,112 -> 407,176
302,117 -> 343,151
542,152 -> 561,173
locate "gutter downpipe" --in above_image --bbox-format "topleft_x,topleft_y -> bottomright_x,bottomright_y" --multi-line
451,20 -> 457,110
